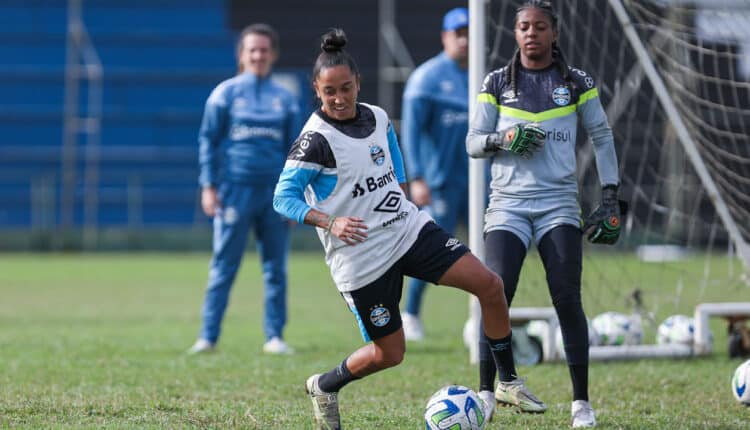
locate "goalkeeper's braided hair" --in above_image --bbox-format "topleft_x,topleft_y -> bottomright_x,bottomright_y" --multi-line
505,0 -> 577,97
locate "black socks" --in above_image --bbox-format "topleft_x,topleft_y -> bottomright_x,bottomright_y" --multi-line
318,357 -> 360,393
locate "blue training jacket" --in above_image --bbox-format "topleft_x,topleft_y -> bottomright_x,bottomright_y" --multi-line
198,72 -> 303,186
401,52 -> 469,190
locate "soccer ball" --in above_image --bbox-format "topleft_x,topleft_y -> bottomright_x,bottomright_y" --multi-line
526,319 -> 550,343
591,311 -> 642,346
656,314 -> 695,345
424,385 -> 486,430
732,359 -> 750,406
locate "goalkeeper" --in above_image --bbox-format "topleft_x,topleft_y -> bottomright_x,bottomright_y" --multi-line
465,0 -> 622,427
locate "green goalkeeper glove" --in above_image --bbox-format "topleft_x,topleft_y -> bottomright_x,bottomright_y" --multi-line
583,184 -> 628,245
485,123 -> 546,158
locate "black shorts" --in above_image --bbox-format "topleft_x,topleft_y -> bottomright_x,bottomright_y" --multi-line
341,222 -> 470,341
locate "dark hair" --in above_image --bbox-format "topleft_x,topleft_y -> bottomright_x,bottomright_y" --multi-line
236,23 -> 279,74
505,0 -> 575,97
312,28 -> 360,81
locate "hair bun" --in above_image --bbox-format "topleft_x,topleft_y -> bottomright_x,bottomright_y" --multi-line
321,28 -> 347,53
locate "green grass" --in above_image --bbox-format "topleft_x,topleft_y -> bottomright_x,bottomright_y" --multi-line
0,252 -> 748,429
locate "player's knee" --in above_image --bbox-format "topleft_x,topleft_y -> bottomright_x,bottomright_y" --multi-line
551,290 -> 581,307
476,271 -> 505,306
374,346 -> 404,369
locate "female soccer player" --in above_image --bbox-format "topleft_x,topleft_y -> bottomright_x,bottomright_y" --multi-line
188,23 -> 303,355
273,28 -> 541,430
466,1 -> 622,427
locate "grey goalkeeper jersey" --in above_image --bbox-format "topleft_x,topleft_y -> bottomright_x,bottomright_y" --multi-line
466,64 -> 619,199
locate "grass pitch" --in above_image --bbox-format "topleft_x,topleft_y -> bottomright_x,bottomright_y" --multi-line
0,252 -> 747,429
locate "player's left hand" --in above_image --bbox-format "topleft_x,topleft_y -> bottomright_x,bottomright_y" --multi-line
583,185 -> 628,245
409,179 -> 431,207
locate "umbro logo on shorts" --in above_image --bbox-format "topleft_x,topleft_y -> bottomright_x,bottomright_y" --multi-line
445,238 -> 462,251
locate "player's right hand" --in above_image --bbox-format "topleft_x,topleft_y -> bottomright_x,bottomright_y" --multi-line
201,187 -> 221,217
486,123 -> 546,158
330,216 -> 369,246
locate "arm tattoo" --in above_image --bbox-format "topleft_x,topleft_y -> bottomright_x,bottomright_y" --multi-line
305,209 -> 330,229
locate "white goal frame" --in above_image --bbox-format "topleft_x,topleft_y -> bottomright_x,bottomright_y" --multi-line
511,303 -> 750,362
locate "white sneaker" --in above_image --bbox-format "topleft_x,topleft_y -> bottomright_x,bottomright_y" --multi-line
263,336 -> 294,355
477,390 -> 496,423
305,374 -> 341,430
495,377 -> 547,413
571,400 -> 596,428
186,338 -> 215,355
402,312 -> 425,341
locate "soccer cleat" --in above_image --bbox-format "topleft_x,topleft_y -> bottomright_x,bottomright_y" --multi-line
186,338 -> 215,355
262,337 -> 294,355
402,312 -> 425,341
477,390 -> 496,423
305,374 -> 341,430
495,377 -> 547,413
571,400 -> 596,427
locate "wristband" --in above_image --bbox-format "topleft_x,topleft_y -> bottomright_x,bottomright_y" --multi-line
325,215 -> 336,233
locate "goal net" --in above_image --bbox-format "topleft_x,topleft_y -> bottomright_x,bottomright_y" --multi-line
466,0 -> 750,361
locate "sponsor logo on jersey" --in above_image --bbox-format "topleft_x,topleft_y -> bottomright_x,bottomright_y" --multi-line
231,97 -> 247,109
369,306 -> 391,327
502,89 -> 519,103
382,210 -> 409,228
352,182 -> 365,198
546,128 -> 572,142
445,238 -> 462,251
571,67 -> 587,77
352,167 -> 397,198
370,145 -> 385,166
552,86 -> 571,106
441,110 -> 469,126
480,73 -> 493,93
440,80 -> 454,93
374,190 -> 402,213
293,132 -> 314,158
230,124 -> 283,141
584,76 -> 595,89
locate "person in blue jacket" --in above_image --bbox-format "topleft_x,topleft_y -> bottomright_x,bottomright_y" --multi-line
400,7 -> 470,341
188,23 -> 303,355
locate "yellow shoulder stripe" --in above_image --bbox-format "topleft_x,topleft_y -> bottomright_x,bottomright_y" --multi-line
577,88 -> 599,105
499,105 -> 576,122
477,93 -> 498,106
479,87 -> 599,122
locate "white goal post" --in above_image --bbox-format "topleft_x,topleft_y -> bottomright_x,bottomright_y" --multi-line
507,302 -> 750,362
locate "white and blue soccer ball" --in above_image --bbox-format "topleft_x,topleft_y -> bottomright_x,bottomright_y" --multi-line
591,311 -> 642,346
656,314 -> 696,345
424,385 -> 486,430
526,319 -> 550,343
732,359 -> 750,406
